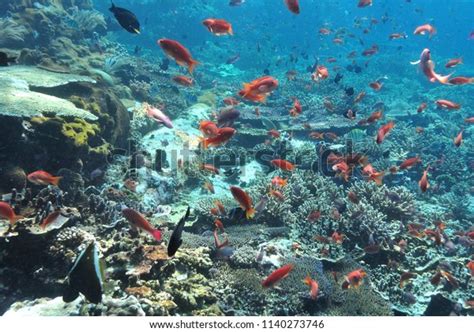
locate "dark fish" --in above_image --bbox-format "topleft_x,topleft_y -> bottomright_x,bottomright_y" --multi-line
109,2 -> 140,34
228,207 -> 246,222
217,108 -> 240,127
226,54 -> 240,64
0,52 -> 16,67
334,73 -> 343,84
160,58 -> 170,71
167,206 -> 190,257
354,65 -> 362,73
345,87 -> 355,96
63,242 -> 104,304
229,0 -> 245,6
263,68 -> 270,75
134,45 -> 141,55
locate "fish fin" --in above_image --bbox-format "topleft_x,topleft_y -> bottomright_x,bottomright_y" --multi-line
304,275 -> 312,286
245,208 -> 256,219
188,59 -> 200,74
229,27 -> 234,35
133,28 -> 141,34
373,172 -> 385,186
62,284 -> 79,303
436,72 -> 454,84
199,136 -> 209,149
410,60 -> 420,65
151,229 -> 162,242
52,176 -> 62,186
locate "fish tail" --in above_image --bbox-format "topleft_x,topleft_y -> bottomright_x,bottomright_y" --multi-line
51,176 -> 62,186
436,72 -> 454,84
151,229 -> 162,242
304,275 -> 312,286
229,26 -> 234,35
245,208 -> 256,219
373,172 -> 385,186
188,59 -> 200,74
199,136 -> 209,149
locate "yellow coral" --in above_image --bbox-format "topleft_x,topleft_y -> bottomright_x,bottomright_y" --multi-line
61,118 -> 99,147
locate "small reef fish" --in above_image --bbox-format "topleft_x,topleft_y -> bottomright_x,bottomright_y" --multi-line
448,76 -> 474,85
173,75 -> 194,86
199,120 -> 219,137
376,121 -> 395,144
223,97 -> 239,106
230,186 -> 255,219
436,99 -> 461,110
122,208 -> 162,241
362,45 -> 379,56
465,117 -> 474,124
262,264 -> 294,288
445,58 -> 463,68
268,129 -> 281,138
167,206 -> 190,257
63,241 -> 105,304
271,176 -> 287,187
27,170 -> 62,186
271,159 -> 295,171
413,24 -> 436,38
40,210 -> 68,230
399,156 -> 421,170
342,269 -> 367,289
454,130 -> 463,147
358,0 -> 373,8
284,0 -> 300,14
158,39 -> 200,74
331,231 -> 344,244
304,275 -> 319,300
226,54 -> 241,64
229,0 -> 245,6
217,108 -> 240,127
201,127 -> 236,149
0,52 -> 16,66
399,272 -> 417,288
201,163 -> 220,174
362,164 -> 384,185
146,104 -> 173,128
369,81 -> 383,91
417,102 -> 427,113
430,269 -> 459,289
311,66 -> 329,81
467,261 -> 474,277
214,200 -> 226,215
214,219 -> 225,232
418,165 -> 430,193
203,19 -> 233,36
389,33 -> 407,40
269,189 -> 285,201
319,28 -> 331,35
238,76 -> 278,103
411,48 -> 452,84
289,98 -> 302,117
123,178 -> 138,192
203,182 -> 215,194
0,201 -> 21,224
109,2 -> 140,34
367,110 -> 383,123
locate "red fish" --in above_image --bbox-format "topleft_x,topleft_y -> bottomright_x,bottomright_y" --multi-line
271,159 -> 295,171
230,186 -> 255,219
284,0 -> 300,14
367,110 -> 383,123
201,127 -> 236,149
399,156 -> 421,170
342,269 -> 367,289
376,121 -> 395,144
238,76 -> 278,103
158,39 -> 200,74
0,201 -> 21,224
214,219 -> 225,232
369,81 -> 382,91
331,231 -> 344,244
122,208 -> 162,241
262,264 -> 294,288
214,200 -> 226,215
319,28 -> 331,35
173,75 -> 194,86
311,66 -> 329,81
414,24 -> 436,38
27,170 -> 62,186
417,102 -> 427,113
445,57 -> 463,68
436,99 -> 461,110
418,165 -> 430,193
201,163 -> 220,174
358,0 -> 373,8
199,120 -> 219,137
269,189 -> 285,201
467,261 -> 474,277
304,275 -> 319,300
289,98 -> 302,117
40,210 -> 67,230
362,164 -> 384,185
411,48 -> 452,84
268,129 -> 281,138
448,76 -> 474,85
203,181 -> 215,194
454,129 -> 463,147
333,161 -> 351,182
203,18 -> 233,36
465,117 -> 474,124
271,176 -> 287,187
362,45 -> 379,56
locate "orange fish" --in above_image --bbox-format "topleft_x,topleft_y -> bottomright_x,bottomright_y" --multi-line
376,121 -> 395,144
271,159 -> 295,171
122,208 -> 162,241
367,110 -> 383,123
203,182 -> 215,194
411,49 -> 452,84
319,28 -> 331,35
0,201 -> 22,224
467,261 -> 474,277
202,18 -> 233,36
214,200 -> 226,215
214,219 -> 225,232
173,75 -> 194,86
369,81 -> 382,91
362,45 -> 379,56
271,176 -> 287,187
333,38 -> 344,44
417,102 -> 427,113
201,163 -> 220,174
284,0 -> 300,14
399,156 -> 421,170
445,57 -> 463,68
331,231 -> 344,244
269,189 -> 285,201
262,264 -> 294,288
448,77 -> 474,85
309,131 -> 325,140
238,76 -> 279,103
230,186 -> 255,219
418,165 -> 430,192
268,129 -> 281,138
454,129 -> 463,147
333,161 -> 351,182
358,0 -> 373,8
201,127 -> 236,149
362,164 -> 384,185
199,120 -> 219,137
312,66 -> 329,81
124,178 -> 138,192
304,275 -> 319,300
342,269 -> 367,289
40,210 -> 67,230
27,170 -> 62,186
158,38 -> 200,74
465,117 -> 474,124
436,99 -> 461,110
289,98 -> 302,117
414,24 -> 436,38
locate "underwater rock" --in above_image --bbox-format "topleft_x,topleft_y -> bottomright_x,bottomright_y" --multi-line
0,164 -> 27,194
3,296 -> 83,317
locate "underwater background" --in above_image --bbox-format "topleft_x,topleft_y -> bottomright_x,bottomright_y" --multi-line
0,0 -> 473,316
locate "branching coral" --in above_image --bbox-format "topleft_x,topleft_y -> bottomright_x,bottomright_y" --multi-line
71,9 -> 107,34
